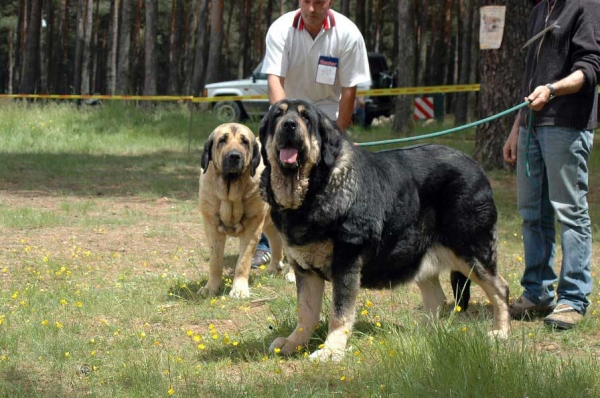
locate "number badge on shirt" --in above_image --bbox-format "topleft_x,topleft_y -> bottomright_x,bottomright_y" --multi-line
316,56 -> 339,86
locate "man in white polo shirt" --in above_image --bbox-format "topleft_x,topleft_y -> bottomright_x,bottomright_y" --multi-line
251,1 -> 371,270
261,0 -> 370,130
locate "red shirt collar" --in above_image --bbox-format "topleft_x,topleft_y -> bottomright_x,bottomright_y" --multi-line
292,9 -> 336,31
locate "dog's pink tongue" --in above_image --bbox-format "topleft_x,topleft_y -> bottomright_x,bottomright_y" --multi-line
279,148 -> 298,164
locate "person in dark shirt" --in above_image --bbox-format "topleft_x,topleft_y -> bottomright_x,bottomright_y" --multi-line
504,0 -> 600,329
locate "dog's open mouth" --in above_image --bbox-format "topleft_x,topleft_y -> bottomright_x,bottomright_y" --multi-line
279,148 -> 298,164
278,147 -> 300,169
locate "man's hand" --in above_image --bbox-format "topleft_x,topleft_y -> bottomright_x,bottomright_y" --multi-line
525,85 -> 553,111
503,114 -> 521,164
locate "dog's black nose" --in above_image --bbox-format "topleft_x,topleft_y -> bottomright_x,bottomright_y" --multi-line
282,119 -> 297,131
227,151 -> 242,162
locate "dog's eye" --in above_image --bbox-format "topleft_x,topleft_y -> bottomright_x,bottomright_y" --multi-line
240,136 -> 249,146
218,136 -> 228,145
300,113 -> 311,126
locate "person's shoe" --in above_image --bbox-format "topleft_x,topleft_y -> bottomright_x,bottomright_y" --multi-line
251,249 -> 271,269
509,295 -> 555,319
544,304 -> 584,330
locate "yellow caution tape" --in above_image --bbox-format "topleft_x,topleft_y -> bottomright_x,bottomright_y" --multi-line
0,84 -> 481,103
0,94 -> 193,101
2,85 -> 599,102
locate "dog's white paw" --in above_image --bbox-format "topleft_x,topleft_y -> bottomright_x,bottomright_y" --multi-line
285,269 -> 296,283
228,278 -> 250,299
488,329 -> 509,340
308,346 -> 345,363
228,284 -> 250,299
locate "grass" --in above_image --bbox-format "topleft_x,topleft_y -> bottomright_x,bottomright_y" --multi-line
1,102 -> 600,397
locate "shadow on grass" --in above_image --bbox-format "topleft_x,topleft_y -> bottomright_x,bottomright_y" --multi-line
0,151 -> 201,199
0,367 -> 64,397
167,254 -> 260,301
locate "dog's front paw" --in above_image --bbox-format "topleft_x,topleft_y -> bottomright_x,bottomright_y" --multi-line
266,260 -> 285,274
232,223 -> 244,235
488,329 -> 509,340
269,337 -> 301,356
228,282 -> 250,299
308,346 -> 345,363
198,284 -> 219,297
285,268 -> 296,283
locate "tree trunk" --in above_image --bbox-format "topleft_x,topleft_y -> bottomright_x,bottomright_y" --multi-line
20,0 -> 42,94
237,0 -> 251,79
117,0 -> 133,94
106,0 -> 120,95
190,0 -> 209,96
264,0 -> 274,34
73,0 -> 84,94
183,0 -> 198,94
426,1 -> 451,85
454,0 -> 475,125
91,0 -> 100,93
340,0 -> 350,17
14,0 -> 27,91
474,0 -> 533,169
373,0 -> 382,53
143,0 -> 158,99
80,0 -> 93,94
167,0 -> 184,94
416,1 -> 427,86
253,0 -> 263,67
204,0 -> 224,84
8,27 -> 15,94
52,0 -> 68,94
41,0 -> 54,93
132,0 -> 144,94
222,0 -> 236,77
392,0 -> 417,135
355,0 -> 366,43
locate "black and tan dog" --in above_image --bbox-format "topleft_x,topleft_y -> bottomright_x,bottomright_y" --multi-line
199,123 -> 284,298
259,99 -> 510,361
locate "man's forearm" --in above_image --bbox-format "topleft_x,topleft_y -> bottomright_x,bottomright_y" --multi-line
551,69 -> 585,97
337,86 -> 357,130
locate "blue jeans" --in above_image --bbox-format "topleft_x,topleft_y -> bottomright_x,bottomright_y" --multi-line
516,125 -> 593,315
257,233 -> 270,252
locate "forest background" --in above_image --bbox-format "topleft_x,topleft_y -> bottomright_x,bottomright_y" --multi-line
1,0 -> 541,168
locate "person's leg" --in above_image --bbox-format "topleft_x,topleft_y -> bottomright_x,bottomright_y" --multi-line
516,126 -> 558,307
538,127 -> 593,315
252,233 -> 271,269
256,233 -> 270,252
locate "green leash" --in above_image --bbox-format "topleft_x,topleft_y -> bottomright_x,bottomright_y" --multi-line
357,100 -> 531,147
525,108 -> 534,177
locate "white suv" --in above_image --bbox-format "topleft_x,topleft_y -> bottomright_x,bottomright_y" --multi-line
203,53 -> 395,126
203,63 -> 270,122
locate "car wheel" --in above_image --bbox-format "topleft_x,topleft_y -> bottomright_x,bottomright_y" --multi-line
213,101 -> 242,122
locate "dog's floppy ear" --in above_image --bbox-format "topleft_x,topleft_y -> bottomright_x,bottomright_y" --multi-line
317,110 -> 342,167
250,138 -> 261,176
200,132 -> 215,174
